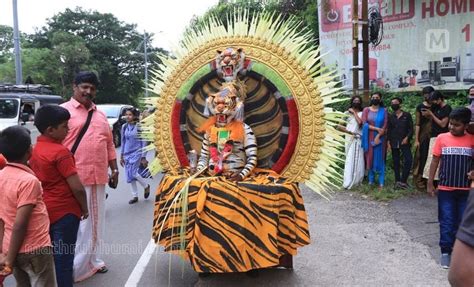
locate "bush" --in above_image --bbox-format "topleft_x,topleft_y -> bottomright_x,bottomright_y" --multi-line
330,89 -> 469,114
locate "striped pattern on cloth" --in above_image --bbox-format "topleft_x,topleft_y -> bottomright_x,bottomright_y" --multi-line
433,132 -> 473,190
152,174 -> 310,273
439,146 -> 473,188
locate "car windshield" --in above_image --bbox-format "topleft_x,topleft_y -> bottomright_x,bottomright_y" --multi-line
97,106 -> 121,118
0,99 -> 19,119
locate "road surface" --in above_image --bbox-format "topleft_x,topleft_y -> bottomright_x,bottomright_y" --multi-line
5,151 -> 449,286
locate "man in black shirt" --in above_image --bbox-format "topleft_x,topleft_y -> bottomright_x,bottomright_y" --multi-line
388,97 -> 413,189
422,91 -> 452,180
413,86 -> 434,190
426,91 -> 452,138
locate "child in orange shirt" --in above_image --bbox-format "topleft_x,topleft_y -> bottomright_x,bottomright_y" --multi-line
0,126 -> 57,286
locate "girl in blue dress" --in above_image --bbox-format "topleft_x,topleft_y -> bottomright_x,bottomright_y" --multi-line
120,108 -> 150,204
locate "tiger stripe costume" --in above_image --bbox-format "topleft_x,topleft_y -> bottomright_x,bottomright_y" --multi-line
152,173 -> 310,272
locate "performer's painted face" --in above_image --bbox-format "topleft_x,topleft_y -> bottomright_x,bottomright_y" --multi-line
213,91 -> 237,125
205,82 -> 245,125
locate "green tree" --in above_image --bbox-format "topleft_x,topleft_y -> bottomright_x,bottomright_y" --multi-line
0,25 -> 33,82
187,0 -> 318,41
0,25 -> 14,64
50,31 -> 92,97
0,59 -> 14,83
21,48 -> 59,88
30,7 -> 164,104
0,47 -> 60,87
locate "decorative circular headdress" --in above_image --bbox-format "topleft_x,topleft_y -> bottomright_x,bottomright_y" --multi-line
142,10 -> 346,196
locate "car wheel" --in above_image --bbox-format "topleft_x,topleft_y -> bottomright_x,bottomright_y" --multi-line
113,128 -> 121,147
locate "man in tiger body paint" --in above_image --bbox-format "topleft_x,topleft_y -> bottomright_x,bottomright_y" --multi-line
196,81 -> 257,181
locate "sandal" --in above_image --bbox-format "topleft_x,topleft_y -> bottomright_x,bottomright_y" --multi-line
97,266 -> 108,273
144,185 -> 150,199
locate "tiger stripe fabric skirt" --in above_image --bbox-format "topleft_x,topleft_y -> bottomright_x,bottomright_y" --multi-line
152,173 -> 310,273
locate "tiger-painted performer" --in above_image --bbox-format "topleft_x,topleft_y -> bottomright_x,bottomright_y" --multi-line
197,81 -> 256,180
152,77 -> 310,274
146,10 -> 346,278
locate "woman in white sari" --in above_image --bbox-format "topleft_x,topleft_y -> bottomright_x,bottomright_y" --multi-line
339,96 -> 365,189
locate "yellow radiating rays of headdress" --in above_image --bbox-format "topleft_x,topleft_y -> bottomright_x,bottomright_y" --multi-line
142,9 -> 347,197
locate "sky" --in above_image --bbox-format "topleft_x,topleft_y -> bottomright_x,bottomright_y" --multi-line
0,0 -> 218,50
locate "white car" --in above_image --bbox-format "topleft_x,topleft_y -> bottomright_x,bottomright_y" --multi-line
96,104 -> 133,147
0,87 -> 63,144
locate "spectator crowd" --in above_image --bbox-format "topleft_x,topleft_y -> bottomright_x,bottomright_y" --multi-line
340,86 -> 474,275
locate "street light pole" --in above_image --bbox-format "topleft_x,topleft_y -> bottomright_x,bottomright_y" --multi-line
12,0 -> 23,84
144,31 -> 149,97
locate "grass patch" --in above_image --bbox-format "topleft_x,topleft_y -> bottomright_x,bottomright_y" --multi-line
349,167 -> 424,201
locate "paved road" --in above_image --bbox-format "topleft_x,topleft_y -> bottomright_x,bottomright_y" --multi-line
5,156 -> 449,286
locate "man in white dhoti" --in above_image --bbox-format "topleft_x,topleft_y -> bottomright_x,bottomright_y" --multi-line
61,72 -> 119,282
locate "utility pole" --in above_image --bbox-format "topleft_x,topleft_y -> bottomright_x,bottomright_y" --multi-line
352,0 -> 370,103
144,31 -> 149,97
361,0 -> 370,103
352,0 -> 359,97
12,0 -> 23,84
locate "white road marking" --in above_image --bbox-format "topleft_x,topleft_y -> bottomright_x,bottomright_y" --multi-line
124,239 -> 156,287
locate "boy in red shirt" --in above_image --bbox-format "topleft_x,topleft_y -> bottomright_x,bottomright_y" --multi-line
0,126 -> 57,286
29,105 -> 88,287
428,107 -> 474,269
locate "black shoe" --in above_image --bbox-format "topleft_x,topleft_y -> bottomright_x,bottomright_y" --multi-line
246,269 -> 259,278
144,184 -> 150,199
129,197 -> 138,204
